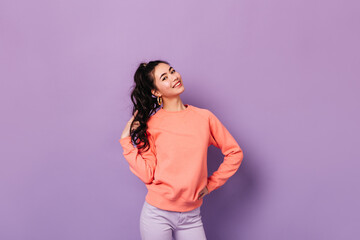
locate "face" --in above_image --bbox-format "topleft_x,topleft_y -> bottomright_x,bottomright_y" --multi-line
151,63 -> 184,98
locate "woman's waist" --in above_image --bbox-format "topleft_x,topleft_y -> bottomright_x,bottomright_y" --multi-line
146,179 -> 206,202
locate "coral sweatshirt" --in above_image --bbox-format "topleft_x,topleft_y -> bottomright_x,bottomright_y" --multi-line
118,104 -> 244,212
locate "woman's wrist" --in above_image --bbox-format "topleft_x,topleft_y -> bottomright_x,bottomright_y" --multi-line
120,135 -> 130,139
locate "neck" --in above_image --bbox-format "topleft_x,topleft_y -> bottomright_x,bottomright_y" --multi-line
162,98 -> 186,112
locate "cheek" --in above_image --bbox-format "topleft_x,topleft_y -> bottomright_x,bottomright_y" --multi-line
159,82 -> 172,92
162,82 -> 171,89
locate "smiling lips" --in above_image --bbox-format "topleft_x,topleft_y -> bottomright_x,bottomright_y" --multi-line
173,81 -> 181,88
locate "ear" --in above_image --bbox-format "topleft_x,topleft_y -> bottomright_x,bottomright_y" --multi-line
151,89 -> 160,97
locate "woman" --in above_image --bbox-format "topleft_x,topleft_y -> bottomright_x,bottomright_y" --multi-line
119,60 -> 244,240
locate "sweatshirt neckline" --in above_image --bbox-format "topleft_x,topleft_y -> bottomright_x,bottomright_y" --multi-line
159,104 -> 191,114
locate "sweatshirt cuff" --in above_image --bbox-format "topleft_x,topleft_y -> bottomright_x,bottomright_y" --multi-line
118,136 -> 134,150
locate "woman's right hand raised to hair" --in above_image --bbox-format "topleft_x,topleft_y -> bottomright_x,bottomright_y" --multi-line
120,110 -> 140,139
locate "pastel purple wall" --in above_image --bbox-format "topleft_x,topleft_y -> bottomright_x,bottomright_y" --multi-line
1,0 -> 359,239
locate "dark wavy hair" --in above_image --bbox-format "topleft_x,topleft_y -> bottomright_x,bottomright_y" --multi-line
128,60 -> 169,153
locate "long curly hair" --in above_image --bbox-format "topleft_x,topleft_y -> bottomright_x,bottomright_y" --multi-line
128,60 -> 169,153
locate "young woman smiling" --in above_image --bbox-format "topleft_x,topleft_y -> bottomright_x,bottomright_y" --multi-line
119,60 -> 244,240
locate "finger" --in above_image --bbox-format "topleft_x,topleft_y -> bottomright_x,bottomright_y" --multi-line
133,109 -> 138,117
129,110 -> 138,121
198,192 -> 204,199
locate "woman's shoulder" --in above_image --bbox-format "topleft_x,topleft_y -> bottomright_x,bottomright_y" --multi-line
146,108 -> 163,127
190,104 -> 212,116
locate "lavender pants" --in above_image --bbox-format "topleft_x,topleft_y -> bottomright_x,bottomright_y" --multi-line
140,200 -> 207,240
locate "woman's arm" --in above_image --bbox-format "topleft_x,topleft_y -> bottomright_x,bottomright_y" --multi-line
119,133 -> 157,184
206,110 -> 244,194
119,110 -> 157,184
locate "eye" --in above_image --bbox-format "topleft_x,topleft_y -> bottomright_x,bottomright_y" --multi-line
162,70 -> 175,81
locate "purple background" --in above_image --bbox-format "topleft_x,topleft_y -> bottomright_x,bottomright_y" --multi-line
1,0 -> 359,239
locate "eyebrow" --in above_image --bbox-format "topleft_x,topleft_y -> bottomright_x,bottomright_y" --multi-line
160,67 -> 173,80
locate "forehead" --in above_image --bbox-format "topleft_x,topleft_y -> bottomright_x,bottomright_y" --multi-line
154,63 -> 171,80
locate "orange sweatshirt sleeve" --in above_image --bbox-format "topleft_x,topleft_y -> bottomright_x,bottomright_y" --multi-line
206,111 -> 244,194
118,133 -> 157,184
